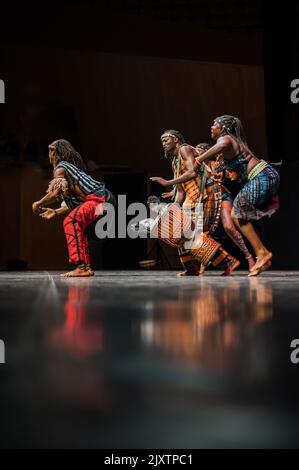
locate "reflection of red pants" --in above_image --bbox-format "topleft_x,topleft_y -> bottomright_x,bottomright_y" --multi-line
63,194 -> 105,266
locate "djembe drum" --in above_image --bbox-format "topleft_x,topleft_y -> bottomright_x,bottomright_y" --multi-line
150,203 -> 194,248
149,202 -> 221,267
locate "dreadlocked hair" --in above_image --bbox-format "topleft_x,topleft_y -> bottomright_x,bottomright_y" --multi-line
49,139 -> 87,171
215,115 -> 255,157
162,129 -> 186,144
196,143 -> 211,152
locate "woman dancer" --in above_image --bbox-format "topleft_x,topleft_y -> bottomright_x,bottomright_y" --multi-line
196,143 -> 255,271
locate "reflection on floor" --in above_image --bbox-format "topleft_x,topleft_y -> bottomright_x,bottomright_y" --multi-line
0,271 -> 299,448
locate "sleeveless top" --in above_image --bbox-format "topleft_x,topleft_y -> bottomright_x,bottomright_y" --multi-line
224,154 -> 249,185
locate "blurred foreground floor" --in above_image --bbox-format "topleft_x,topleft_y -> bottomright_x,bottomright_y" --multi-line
0,271 -> 299,449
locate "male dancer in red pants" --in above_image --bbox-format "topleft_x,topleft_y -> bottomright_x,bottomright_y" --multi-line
32,139 -> 114,277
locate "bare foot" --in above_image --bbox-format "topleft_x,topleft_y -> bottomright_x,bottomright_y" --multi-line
250,251 -> 272,272
247,256 -> 256,271
61,267 -> 94,278
248,261 -> 272,277
221,259 -> 240,276
177,270 -> 200,277
199,264 -> 206,275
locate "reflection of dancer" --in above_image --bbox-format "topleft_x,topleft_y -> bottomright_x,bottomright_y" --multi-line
32,139 -> 114,277
139,279 -> 273,365
151,130 -> 239,276
196,143 -> 255,271
153,118 -> 280,276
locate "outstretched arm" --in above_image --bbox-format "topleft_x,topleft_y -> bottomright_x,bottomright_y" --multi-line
196,138 -> 229,164
165,139 -> 230,185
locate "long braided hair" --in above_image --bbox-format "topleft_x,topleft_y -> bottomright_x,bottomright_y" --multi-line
215,115 -> 255,157
49,139 -> 87,171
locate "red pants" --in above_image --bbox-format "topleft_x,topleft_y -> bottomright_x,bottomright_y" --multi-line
63,194 -> 105,266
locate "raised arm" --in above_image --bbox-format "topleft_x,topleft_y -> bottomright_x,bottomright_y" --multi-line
195,137 -> 230,165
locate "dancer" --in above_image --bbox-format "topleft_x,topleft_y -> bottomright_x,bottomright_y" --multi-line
196,143 -> 255,271
32,139 -> 114,277
152,130 -> 240,276
152,118 -> 280,276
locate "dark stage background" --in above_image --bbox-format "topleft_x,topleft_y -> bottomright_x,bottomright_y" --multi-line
0,0 -> 296,270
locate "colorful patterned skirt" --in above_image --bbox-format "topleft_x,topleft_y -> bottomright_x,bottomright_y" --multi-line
233,164 -> 280,221
220,184 -> 233,204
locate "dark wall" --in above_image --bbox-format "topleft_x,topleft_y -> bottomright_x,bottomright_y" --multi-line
262,1 -> 299,269
0,1 -> 263,65
263,1 -> 299,162
0,45 -> 267,174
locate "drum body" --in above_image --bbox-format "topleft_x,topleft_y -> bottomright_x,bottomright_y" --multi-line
151,203 -> 193,248
150,204 -> 221,267
191,234 -> 221,266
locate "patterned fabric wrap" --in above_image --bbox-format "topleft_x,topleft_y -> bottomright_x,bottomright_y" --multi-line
233,165 -> 280,221
191,234 -> 221,266
224,154 -> 249,185
173,147 -> 222,233
203,182 -> 222,234
172,147 -> 202,210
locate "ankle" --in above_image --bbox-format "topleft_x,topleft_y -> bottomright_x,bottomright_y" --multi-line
78,263 -> 88,272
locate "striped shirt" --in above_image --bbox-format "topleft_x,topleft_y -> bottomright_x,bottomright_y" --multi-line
55,161 -> 106,210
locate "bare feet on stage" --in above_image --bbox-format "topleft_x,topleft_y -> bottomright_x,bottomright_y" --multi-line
221,259 -> 240,276
248,261 -> 272,277
61,267 -> 95,278
247,255 -> 256,271
178,263 -> 208,276
249,251 -> 273,274
177,270 -> 200,277
199,264 -> 206,275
